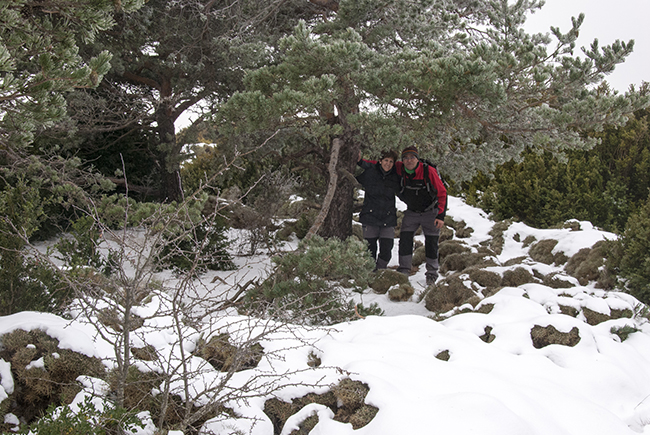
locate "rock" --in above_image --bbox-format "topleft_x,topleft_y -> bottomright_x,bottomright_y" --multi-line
530,325 -> 581,348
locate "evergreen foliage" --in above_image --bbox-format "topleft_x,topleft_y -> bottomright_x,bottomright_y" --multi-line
0,0 -> 143,152
617,196 -> 650,304
75,0 -> 324,202
461,107 -> 650,232
16,397 -> 144,435
218,0 -> 647,238
244,236 -> 380,325
0,180 -> 70,315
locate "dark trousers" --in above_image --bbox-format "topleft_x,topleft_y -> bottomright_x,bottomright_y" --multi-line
363,225 -> 395,269
398,208 -> 440,279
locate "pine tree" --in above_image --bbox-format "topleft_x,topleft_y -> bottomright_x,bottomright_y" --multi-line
0,0 -> 143,153
218,0 -> 648,238
77,0 -> 327,202
619,196 -> 650,304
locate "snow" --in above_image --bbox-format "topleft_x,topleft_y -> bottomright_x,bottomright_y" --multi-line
2,196 -> 650,434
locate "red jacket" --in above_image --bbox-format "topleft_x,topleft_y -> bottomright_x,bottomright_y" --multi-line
394,161 -> 447,220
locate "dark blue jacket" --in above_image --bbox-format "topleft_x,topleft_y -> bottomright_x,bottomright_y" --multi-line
356,160 -> 401,227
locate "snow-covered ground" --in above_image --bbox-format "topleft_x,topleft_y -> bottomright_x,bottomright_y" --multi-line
3,196 -> 650,435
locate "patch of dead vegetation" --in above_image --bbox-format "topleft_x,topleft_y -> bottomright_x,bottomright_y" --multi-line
424,276 -> 476,313
440,252 -> 497,274
388,284 -> 415,302
530,325 -> 581,348
0,329 -> 106,426
564,241 -> 614,288
467,268 -> 502,290
197,333 -> 263,372
487,220 -> 511,254
541,273 -> 575,289
438,240 -> 471,263
502,267 -> 536,287
369,269 -> 410,294
528,239 -> 568,265
264,378 -> 378,435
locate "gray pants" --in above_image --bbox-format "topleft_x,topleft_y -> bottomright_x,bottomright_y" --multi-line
363,225 -> 395,270
398,209 -> 440,280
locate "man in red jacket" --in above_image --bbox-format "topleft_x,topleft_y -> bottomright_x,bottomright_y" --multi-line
395,146 -> 447,286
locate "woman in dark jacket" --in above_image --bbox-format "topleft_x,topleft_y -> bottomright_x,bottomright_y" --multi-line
356,150 -> 401,269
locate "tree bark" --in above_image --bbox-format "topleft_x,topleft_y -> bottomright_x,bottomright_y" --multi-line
305,137 -> 343,240
317,129 -> 359,239
156,76 -> 184,203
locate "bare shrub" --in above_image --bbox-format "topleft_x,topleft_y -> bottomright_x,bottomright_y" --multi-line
228,170 -> 300,255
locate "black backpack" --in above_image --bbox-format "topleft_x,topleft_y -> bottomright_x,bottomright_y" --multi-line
400,159 -> 448,215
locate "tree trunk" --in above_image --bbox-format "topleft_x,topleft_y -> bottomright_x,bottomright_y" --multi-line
318,132 -> 359,239
156,77 -> 183,203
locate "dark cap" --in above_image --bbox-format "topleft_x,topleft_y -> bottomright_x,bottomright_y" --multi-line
401,146 -> 419,159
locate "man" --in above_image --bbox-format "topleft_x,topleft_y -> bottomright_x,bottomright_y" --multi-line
395,146 -> 447,285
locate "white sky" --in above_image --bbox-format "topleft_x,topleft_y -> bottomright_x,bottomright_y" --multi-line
525,0 -> 649,92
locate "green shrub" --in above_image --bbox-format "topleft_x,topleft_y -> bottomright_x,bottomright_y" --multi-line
610,325 -> 640,342
157,220 -> 235,273
461,108 -> 650,232
54,215 -> 108,273
0,181 -> 72,315
244,236 -> 376,325
617,195 -> 650,304
17,396 -> 144,435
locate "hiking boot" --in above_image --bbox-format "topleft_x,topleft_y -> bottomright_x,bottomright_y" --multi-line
426,274 -> 437,286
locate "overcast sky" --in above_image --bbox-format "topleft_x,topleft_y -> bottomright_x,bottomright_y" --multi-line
524,0 -> 649,93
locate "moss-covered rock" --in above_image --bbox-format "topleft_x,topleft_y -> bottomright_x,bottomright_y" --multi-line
528,239 -> 568,265
530,325 -> 581,348
264,379 -> 378,434
369,269 -> 410,294
502,267 -> 536,287
440,252 -> 496,274
388,284 -> 415,302
197,333 -> 263,372
435,350 -> 451,361
424,276 -> 476,313
0,329 -> 106,422
479,325 -> 496,343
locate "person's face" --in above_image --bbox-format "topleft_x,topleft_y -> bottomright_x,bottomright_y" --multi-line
403,154 -> 418,170
380,157 -> 394,172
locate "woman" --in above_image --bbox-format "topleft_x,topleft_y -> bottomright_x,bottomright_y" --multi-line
356,150 -> 401,270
